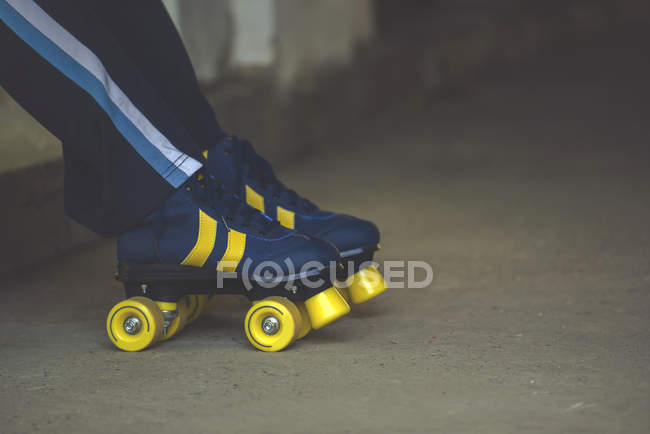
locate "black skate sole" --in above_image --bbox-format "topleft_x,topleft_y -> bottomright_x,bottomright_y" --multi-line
116,262 -> 333,303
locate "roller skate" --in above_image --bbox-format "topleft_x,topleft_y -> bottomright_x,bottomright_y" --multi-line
106,171 -> 350,352
203,136 -> 387,307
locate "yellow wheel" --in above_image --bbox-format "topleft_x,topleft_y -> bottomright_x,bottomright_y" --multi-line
204,294 -> 218,312
304,287 -> 350,329
196,294 -> 210,317
156,299 -> 189,341
185,294 -> 209,324
345,266 -> 388,304
336,286 -> 351,304
106,296 -> 164,352
244,296 -> 302,352
295,301 -> 312,339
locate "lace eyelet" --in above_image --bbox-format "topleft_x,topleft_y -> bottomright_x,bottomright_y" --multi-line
186,186 -> 192,191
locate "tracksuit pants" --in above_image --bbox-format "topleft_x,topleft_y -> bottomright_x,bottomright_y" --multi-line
0,0 -> 226,236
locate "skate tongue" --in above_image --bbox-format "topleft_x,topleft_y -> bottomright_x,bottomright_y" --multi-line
204,136 -> 276,192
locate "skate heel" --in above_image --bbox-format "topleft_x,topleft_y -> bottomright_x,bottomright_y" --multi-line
304,287 -> 350,329
344,266 -> 387,304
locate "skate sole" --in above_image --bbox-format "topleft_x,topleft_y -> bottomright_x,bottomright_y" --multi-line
117,262 -> 334,302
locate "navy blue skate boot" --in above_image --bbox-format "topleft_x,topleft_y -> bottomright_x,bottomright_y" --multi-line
106,170 -> 350,352
203,137 -> 387,306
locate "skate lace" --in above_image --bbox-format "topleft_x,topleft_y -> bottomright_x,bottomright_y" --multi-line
187,172 -> 279,236
228,137 -> 318,213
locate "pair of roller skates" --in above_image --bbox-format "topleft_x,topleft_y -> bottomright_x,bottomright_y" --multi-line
106,137 -> 387,352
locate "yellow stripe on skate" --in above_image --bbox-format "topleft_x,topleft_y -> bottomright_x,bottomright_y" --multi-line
217,229 -> 246,272
181,210 -> 217,267
246,185 -> 265,213
277,206 -> 295,229
195,151 -> 208,181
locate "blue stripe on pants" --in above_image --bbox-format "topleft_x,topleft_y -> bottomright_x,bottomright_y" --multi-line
0,0 -> 190,187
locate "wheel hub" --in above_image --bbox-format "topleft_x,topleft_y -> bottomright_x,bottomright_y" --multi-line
123,316 -> 142,335
261,316 -> 280,335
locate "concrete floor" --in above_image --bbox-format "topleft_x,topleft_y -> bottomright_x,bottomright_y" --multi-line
2,37 -> 650,433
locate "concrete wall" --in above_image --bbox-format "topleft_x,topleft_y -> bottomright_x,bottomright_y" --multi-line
1,0 -> 647,273
165,0 -> 375,88
273,0 -> 374,89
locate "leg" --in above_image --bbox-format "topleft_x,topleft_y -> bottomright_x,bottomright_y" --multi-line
86,1 -> 388,307
1,0 -> 352,352
0,0 -> 204,235
88,1 -> 388,307
88,0 -> 226,148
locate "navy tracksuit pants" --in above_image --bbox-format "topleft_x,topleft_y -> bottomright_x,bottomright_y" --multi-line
0,0 -> 226,235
